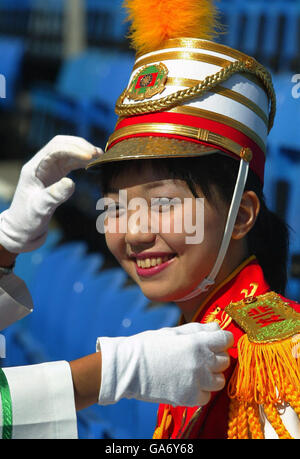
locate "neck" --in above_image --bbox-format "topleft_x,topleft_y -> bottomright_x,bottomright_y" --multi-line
175,241 -> 249,322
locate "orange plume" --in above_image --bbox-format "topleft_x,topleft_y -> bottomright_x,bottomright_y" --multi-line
123,0 -> 221,55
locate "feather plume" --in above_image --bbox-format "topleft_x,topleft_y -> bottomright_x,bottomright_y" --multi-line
123,0 -> 220,55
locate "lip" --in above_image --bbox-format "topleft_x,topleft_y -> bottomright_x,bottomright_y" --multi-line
133,254 -> 176,278
129,252 -> 176,260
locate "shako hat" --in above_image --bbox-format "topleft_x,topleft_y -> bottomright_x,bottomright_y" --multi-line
88,0 -> 277,301
88,0 -> 276,184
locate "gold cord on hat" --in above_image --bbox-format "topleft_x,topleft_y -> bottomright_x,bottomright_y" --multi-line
116,58 -> 276,133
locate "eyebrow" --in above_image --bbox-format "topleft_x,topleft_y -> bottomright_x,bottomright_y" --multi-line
106,181 -> 174,194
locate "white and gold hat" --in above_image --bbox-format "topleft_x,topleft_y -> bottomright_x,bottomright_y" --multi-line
89,0 -> 276,184
88,0 -> 277,300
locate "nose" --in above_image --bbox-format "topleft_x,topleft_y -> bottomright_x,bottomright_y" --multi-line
125,230 -> 156,247
125,207 -> 157,248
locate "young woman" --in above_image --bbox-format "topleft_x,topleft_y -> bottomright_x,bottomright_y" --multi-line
87,0 -> 300,439
0,135 -> 232,439
94,151 -> 300,439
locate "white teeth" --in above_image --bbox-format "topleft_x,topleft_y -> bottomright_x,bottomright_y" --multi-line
136,256 -> 171,268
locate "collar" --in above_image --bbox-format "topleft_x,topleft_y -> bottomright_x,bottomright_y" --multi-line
181,255 -> 271,329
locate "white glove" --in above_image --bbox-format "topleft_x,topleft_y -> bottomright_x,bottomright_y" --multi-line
0,136 -> 103,253
97,322 -> 234,407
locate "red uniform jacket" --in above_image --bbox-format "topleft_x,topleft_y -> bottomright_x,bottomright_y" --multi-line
154,256 -> 300,439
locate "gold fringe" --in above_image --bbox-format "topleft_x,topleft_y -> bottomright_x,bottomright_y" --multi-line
228,334 -> 300,405
153,407 -> 172,439
263,403 -> 293,439
227,334 -> 300,439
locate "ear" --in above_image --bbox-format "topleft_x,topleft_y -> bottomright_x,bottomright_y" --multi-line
232,191 -> 260,240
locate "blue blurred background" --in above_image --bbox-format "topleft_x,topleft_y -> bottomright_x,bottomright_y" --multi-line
0,0 -> 299,439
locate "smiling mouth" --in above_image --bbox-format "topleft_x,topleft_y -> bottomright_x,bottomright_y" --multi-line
135,254 -> 175,269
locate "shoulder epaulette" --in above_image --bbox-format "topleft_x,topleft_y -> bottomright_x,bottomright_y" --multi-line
224,291 -> 300,439
225,291 -> 300,343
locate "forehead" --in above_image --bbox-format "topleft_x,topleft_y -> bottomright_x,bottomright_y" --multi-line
103,160 -> 185,193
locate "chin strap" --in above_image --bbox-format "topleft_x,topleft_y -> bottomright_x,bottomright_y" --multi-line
175,158 -> 250,303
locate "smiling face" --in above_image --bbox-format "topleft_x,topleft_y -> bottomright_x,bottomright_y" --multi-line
102,159 -> 229,305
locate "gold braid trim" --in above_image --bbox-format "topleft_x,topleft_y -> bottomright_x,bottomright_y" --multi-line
227,398 -> 239,439
284,382 -> 300,419
263,403 -> 293,439
237,402 -> 250,439
115,59 -> 276,133
246,402 -> 264,439
227,332 -> 300,439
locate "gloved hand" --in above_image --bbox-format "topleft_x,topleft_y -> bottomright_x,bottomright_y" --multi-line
97,322 -> 234,407
0,136 -> 103,254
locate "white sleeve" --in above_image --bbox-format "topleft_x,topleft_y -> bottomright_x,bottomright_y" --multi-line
0,273 -> 33,331
0,361 -> 78,439
260,404 -> 300,439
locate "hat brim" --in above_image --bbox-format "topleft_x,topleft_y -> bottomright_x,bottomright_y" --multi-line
87,136 -> 221,170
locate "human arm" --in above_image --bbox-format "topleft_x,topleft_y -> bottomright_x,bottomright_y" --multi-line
0,245 -> 17,268
96,322 -> 233,407
0,136 -> 102,330
69,353 -> 102,411
69,322 -> 234,412
0,135 -> 102,254
0,354 -> 102,439
0,362 -> 78,439
70,323 -> 233,412
0,137 -> 233,432
0,323 -> 232,438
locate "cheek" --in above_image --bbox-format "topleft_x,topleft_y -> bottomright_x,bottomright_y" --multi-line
203,204 -> 227,250
162,199 -> 205,250
179,202 -> 226,258
105,232 -> 124,262
152,207 -> 188,254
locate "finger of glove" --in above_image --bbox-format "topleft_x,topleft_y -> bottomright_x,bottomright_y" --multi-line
141,323 -> 216,338
210,373 -> 226,391
2,177 -> 72,252
35,137 -> 103,186
42,177 -> 75,211
200,372 -> 226,392
205,330 -> 234,353
209,351 -> 231,373
24,135 -> 99,171
173,322 -> 221,335
194,391 -> 211,407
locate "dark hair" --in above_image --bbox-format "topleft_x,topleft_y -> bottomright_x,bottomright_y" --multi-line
99,154 -> 289,294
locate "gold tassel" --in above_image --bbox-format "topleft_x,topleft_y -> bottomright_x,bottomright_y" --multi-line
228,334 -> 300,405
153,407 -> 172,439
227,334 -> 300,439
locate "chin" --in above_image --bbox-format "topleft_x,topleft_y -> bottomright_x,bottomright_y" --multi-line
139,286 -> 184,304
